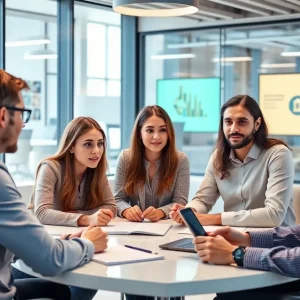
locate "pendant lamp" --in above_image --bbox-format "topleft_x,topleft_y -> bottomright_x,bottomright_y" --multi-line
113,0 -> 199,17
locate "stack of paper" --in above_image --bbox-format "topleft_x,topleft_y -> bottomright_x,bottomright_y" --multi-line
93,245 -> 164,265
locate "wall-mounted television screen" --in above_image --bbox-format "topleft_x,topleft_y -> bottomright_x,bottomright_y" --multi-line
259,73 -> 300,135
157,77 -> 220,133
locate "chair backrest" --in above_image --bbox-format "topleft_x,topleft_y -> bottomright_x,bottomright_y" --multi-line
293,184 -> 300,224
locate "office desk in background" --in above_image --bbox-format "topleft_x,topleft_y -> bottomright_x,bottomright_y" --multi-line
14,219 -> 297,300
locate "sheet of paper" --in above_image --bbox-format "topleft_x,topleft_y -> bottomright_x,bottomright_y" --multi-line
46,225 -> 87,236
93,245 -> 164,266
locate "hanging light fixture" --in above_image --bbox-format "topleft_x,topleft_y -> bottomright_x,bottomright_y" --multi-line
113,0 -> 199,17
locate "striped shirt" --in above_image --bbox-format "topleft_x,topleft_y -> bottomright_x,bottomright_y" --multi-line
245,226 -> 300,277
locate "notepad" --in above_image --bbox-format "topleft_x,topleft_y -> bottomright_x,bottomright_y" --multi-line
101,222 -> 172,236
92,245 -> 164,266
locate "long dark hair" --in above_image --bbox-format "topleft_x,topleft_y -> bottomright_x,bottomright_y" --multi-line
125,105 -> 179,196
214,95 -> 290,179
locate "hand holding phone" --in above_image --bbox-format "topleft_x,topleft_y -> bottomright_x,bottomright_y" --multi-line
179,208 -> 207,237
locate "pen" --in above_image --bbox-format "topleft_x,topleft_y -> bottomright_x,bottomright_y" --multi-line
125,245 -> 158,255
137,200 -> 145,222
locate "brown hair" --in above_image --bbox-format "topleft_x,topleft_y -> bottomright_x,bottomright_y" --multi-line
125,105 -> 179,196
36,117 -> 108,211
214,95 -> 290,179
0,69 -> 29,110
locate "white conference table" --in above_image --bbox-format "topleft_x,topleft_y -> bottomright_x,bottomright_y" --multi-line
14,219 -> 297,299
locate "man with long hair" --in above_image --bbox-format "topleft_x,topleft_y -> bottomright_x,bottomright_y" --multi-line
171,94 -> 295,227
0,69 -> 108,300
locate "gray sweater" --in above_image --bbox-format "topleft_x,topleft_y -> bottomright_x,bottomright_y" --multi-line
115,150 -> 190,217
31,160 -> 117,227
0,162 -> 94,300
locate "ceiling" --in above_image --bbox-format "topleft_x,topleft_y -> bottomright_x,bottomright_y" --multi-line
85,0 -> 300,22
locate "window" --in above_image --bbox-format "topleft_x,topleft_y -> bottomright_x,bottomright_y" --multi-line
144,24 -> 300,181
5,0 -> 58,185
86,22 -> 121,97
74,3 -> 121,174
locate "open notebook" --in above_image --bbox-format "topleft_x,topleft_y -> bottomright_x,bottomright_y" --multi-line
46,222 -> 171,237
101,222 -> 171,236
93,245 -> 164,266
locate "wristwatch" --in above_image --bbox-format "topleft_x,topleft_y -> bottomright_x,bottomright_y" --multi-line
232,246 -> 246,266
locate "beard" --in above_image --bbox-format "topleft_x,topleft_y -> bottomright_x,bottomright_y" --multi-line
1,116 -> 18,153
226,128 -> 255,150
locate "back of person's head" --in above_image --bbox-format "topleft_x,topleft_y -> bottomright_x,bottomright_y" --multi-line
214,94 -> 289,179
125,105 -> 179,195
37,117 -> 108,211
0,69 -> 28,108
0,70 -> 29,153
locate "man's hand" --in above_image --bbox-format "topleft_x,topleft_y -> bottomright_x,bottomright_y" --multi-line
143,206 -> 165,222
122,206 -> 143,222
208,226 -> 251,247
169,204 -> 186,224
81,225 -> 108,253
193,235 -> 236,265
195,213 -> 222,225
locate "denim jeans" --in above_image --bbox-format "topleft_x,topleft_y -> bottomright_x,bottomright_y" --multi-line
12,267 -> 97,300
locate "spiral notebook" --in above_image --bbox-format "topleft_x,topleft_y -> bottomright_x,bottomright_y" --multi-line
93,245 -> 164,266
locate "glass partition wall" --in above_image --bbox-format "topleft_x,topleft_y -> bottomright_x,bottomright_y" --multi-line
143,22 -> 300,181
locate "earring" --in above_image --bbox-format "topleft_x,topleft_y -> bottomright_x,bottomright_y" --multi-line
70,150 -> 73,154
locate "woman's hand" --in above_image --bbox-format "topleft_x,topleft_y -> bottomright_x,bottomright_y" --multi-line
143,206 -> 165,222
122,206 -> 143,222
78,209 -> 114,226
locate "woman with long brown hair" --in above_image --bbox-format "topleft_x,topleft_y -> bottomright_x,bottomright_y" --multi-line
114,105 -> 190,223
30,116 -> 116,226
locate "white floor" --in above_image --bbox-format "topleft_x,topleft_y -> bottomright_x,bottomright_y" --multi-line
93,291 -> 215,300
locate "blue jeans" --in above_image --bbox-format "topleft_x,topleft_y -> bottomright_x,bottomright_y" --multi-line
12,267 -> 97,300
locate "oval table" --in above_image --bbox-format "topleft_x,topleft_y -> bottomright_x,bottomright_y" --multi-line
14,220 -> 297,300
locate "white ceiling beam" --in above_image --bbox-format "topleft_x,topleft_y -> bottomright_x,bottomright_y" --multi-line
286,0 -> 300,6
272,0 -> 300,11
197,5 -> 244,19
207,0 -> 271,16
236,0 -> 290,14
264,0 -> 300,12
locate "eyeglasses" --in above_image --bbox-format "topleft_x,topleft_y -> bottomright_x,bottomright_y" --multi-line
0,105 -> 32,123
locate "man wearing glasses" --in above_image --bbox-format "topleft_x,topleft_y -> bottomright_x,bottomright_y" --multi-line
0,69 -> 108,300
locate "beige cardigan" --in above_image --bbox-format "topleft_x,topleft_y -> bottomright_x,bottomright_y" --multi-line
31,159 -> 116,226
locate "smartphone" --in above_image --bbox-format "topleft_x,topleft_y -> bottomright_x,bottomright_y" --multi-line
179,208 -> 207,237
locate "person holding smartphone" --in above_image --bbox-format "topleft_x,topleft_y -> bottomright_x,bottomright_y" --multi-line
114,105 -> 190,223
193,225 -> 300,300
171,95 -> 295,228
